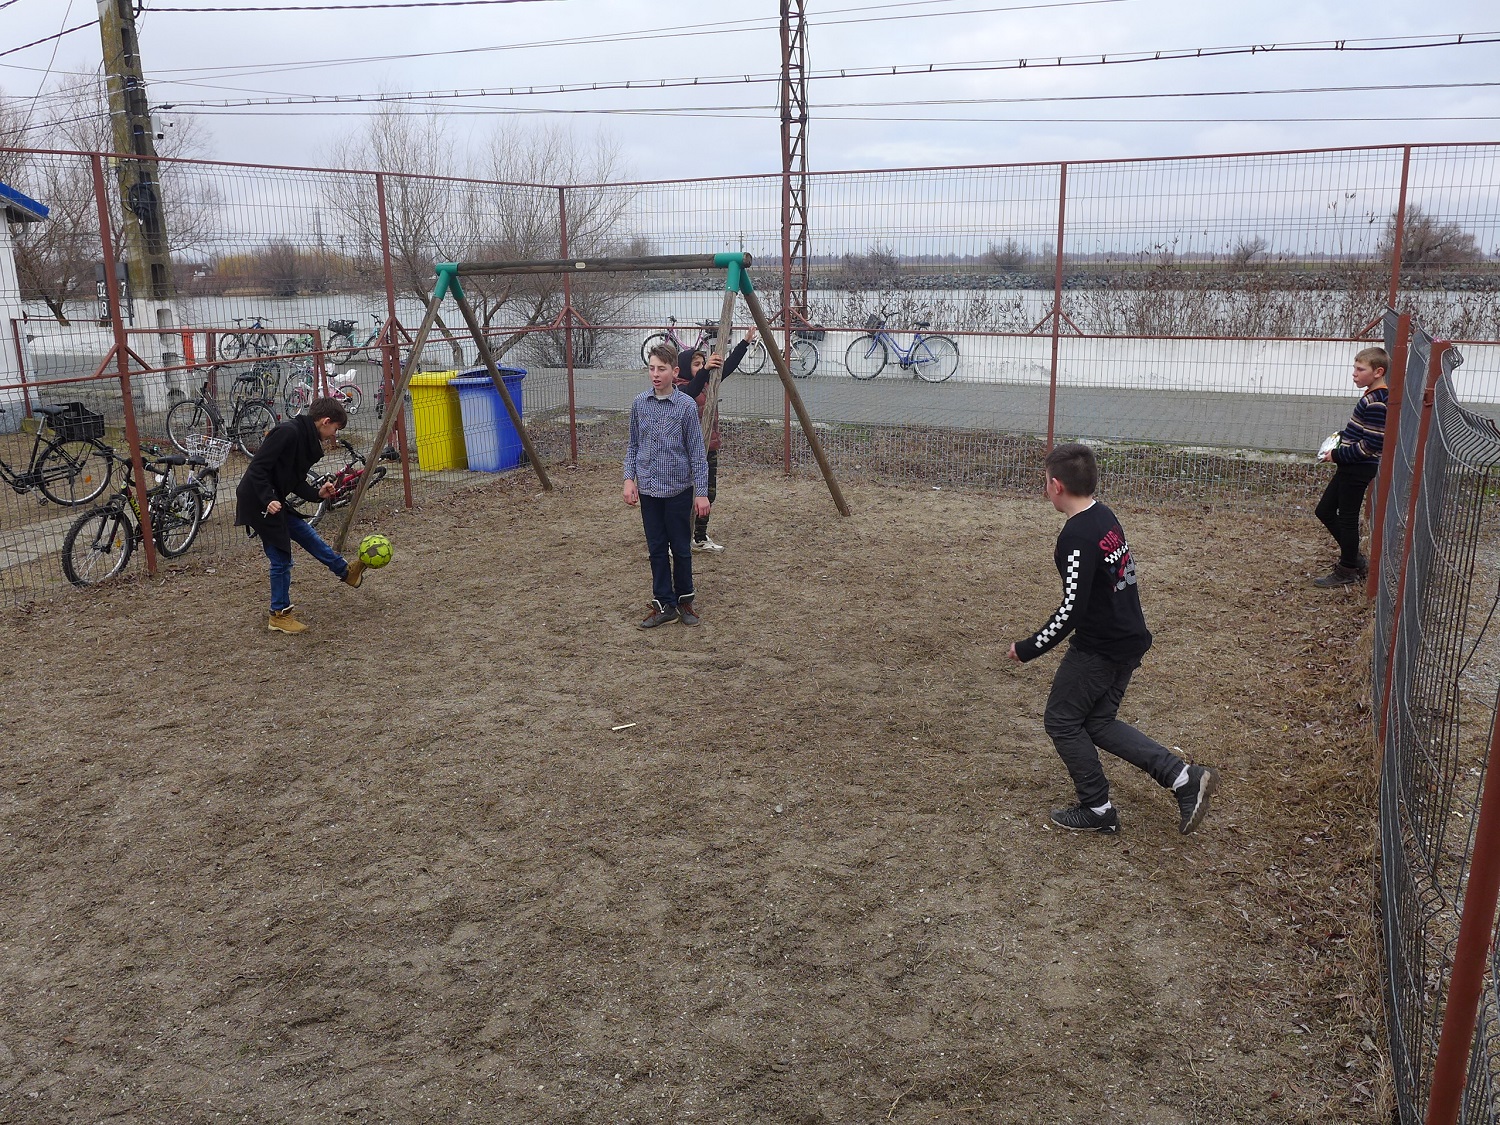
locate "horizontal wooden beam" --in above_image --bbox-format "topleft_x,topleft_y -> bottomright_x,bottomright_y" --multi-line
452,253 -> 752,277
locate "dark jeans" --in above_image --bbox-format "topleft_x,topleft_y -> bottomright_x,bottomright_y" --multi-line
261,512 -> 348,613
1043,646 -> 1185,809
1315,463 -> 1378,568
640,487 -> 695,608
694,449 -> 719,541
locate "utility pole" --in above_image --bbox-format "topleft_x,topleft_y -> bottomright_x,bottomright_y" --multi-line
97,0 -> 182,403
779,0 -> 810,331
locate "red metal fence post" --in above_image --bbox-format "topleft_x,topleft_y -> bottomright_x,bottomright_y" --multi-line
1366,312 -> 1411,598
1423,697 -> 1500,1125
1047,163 -> 1068,450
90,152 -> 159,574
374,172 -> 413,510
559,185 -> 578,464
1386,147 -> 1411,313
1379,340 -> 1447,745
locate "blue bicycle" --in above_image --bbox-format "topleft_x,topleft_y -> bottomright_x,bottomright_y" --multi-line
844,311 -> 959,382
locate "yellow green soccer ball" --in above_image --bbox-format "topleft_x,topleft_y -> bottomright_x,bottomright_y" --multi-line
359,533 -> 393,569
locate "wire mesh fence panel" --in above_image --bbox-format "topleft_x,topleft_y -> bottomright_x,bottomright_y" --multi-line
1378,341 -> 1500,1124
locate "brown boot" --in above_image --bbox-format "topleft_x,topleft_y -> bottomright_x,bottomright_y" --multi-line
343,559 -> 366,588
267,608 -> 308,634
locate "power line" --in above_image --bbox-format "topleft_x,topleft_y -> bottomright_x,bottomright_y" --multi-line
0,19 -> 97,61
155,78 -> 1500,115
144,0 -> 562,8
139,32 -> 1500,110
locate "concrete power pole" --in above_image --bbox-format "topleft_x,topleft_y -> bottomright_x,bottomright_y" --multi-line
97,0 -> 182,404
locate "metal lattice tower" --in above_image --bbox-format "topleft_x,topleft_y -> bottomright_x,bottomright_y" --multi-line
779,0 -> 810,327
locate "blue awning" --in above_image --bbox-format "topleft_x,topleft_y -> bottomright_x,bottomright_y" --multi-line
0,181 -> 48,224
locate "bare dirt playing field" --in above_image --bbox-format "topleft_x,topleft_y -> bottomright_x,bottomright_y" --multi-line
1,461 -> 1384,1123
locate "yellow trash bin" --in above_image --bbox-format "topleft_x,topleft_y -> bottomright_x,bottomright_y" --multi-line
407,371 -> 467,470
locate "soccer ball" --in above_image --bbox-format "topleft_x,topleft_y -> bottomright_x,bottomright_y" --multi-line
359,533 -> 393,569
1318,432 -> 1341,459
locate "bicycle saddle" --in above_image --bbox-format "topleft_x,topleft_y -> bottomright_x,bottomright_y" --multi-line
33,404 -> 68,417
915,321 -> 931,329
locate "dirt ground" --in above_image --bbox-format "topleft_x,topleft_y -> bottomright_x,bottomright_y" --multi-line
0,461 -> 1385,1124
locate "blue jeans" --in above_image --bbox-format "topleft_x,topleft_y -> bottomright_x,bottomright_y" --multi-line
262,513 -> 348,612
640,487 -> 695,608
1043,646 -> 1184,808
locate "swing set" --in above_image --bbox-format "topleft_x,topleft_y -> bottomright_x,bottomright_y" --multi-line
332,252 -> 850,553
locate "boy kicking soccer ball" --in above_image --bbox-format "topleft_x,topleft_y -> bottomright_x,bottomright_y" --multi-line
1008,442 -> 1219,836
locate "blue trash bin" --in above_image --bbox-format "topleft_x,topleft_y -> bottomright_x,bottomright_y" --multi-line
449,366 -> 526,471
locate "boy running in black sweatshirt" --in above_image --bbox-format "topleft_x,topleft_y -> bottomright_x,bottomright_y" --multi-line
1009,442 -> 1219,835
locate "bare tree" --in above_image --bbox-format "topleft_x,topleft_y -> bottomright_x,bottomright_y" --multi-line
323,110 -> 643,365
1,74 -> 218,323
1380,204 -> 1484,268
984,238 -> 1031,271
1229,236 -> 1269,267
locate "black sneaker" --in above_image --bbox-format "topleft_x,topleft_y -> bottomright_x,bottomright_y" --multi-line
1312,564 -> 1362,588
1049,804 -> 1120,834
1175,764 -> 1220,834
638,600 -> 679,629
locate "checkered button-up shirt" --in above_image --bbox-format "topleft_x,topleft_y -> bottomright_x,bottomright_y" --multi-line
624,389 -> 709,499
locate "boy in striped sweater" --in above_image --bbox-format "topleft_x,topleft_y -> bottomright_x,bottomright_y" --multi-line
1313,347 -> 1390,588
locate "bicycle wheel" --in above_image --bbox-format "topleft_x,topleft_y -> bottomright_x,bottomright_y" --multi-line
789,339 -> 819,379
326,333 -> 357,364
229,401 -> 279,456
219,333 -> 247,362
912,335 -> 959,383
283,379 -> 312,415
62,507 -> 134,587
195,468 -> 220,520
739,338 -> 767,375
338,384 -> 364,415
36,438 -> 113,505
845,335 -> 887,379
152,484 -> 203,557
166,399 -> 219,452
640,332 -> 674,367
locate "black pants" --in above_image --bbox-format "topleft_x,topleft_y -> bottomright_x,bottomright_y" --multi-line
1043,646 -> 1185,809
1315,463 -> 1377,568
693,449 -> 718,542
640,487 -> 694,608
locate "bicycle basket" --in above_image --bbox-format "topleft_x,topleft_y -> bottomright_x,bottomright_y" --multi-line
795,326 -> 827,341
328,318 -> 356,337
183,432 -> 232,469
47,402 -> 106,442
863,314 -> 883,332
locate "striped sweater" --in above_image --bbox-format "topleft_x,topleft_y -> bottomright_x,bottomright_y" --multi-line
1332,386 -> 1389,466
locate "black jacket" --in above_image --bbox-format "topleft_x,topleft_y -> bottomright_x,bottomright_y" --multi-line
234,414 -> 326,551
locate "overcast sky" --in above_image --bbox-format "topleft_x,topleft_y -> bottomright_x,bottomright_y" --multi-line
3,0 -> 1499,179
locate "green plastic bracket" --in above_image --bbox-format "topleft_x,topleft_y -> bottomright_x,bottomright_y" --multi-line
712,252 -> 754,295
433,262 -> 463,301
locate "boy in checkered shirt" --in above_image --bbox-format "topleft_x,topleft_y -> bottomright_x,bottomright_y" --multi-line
1008,442 -> 1219,836
623,341 -> 711,628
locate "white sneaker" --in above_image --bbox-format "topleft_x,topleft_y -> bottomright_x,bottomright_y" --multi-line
693,535 -> 725,552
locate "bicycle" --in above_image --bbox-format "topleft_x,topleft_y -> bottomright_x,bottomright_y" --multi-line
279,327 -> 318,357
0,400 -> 114,506
283,361 -> 363,416
844,311 -> 960,382
325,315 -> 388,364
61,447 -> 206,586
218,315 -> 280,361
283,437 -> 387,528
166,379 -> 280,458
177,432 -> 231,519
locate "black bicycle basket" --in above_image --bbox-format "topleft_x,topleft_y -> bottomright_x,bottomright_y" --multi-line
863,314 -> 883,332
328,318 -> 356,337
47,402 -> 106,442
795,325 -> 827,341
